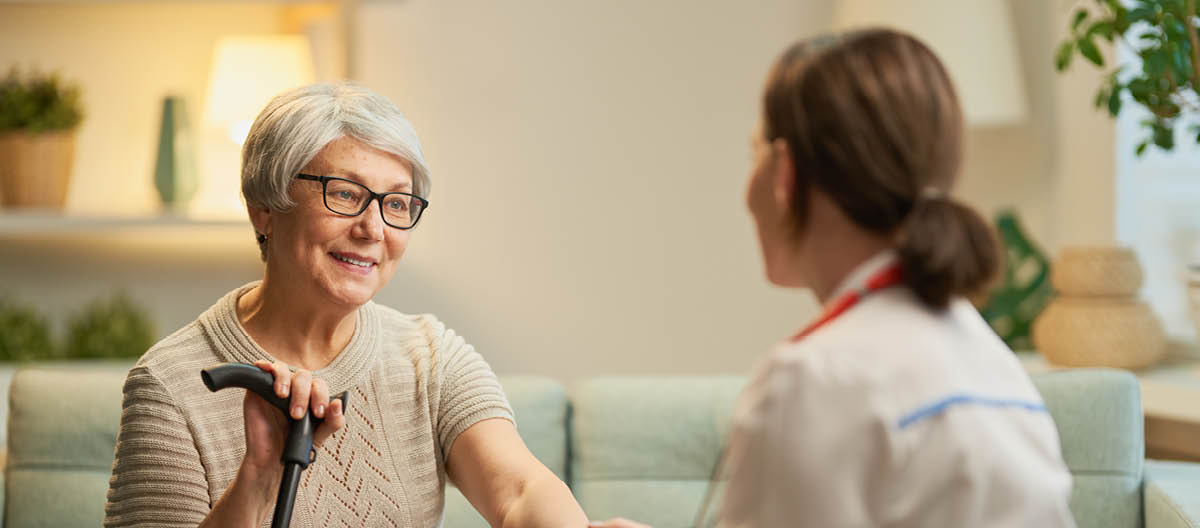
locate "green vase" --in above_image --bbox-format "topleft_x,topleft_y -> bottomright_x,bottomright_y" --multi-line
154,96 -> 198,212
979,210 -> 1053,351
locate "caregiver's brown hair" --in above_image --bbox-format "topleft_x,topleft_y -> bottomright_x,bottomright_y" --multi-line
761,28 -> 999,308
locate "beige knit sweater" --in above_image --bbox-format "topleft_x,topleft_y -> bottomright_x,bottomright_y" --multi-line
104,283 -> 513,527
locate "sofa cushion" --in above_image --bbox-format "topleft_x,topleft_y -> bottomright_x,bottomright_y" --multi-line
1031,369 -> 1144,528
569,376 -> 744,527
5,366 -> 128,527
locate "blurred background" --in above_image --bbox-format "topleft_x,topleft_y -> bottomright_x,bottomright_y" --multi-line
0,1 -> 1130,381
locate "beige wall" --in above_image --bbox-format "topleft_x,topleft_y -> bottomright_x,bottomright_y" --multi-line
352,0 -> 825,380
0,1 -> 1112,381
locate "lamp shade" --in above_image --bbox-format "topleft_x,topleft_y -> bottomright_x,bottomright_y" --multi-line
203,35 -> 315,144
833,0 -> 1028,126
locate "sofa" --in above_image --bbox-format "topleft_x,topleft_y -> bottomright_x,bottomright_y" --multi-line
4,366 -> 1199,527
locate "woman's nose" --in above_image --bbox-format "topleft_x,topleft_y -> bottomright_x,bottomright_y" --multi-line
352,199 -> 387,241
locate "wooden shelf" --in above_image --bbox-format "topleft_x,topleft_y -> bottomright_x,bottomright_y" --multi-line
0,211 -> 247,237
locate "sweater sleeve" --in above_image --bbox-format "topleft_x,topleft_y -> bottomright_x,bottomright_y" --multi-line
105,365 -> 210,527
427,318 -> 514,460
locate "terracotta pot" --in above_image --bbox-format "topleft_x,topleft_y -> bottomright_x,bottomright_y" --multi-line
1051,246 -> 1143,297
0,130 -> 76,209
1033,297 -> 1166,369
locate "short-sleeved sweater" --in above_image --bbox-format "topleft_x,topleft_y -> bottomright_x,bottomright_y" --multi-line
104,282 -> 513,527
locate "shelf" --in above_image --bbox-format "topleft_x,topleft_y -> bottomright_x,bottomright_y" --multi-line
0,212 -> 256,256
0,211 -> 248,237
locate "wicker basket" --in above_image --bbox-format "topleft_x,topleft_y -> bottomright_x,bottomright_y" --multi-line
1033,297 -> 1165,369
1051,246 -> 1143,297
0,130 -> 76,209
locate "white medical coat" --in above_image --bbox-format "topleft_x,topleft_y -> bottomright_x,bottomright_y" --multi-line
719,252 -> 1075,527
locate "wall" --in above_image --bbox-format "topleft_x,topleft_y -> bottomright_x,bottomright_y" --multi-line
0,0 -> 1111,381
352,0 -> 825,380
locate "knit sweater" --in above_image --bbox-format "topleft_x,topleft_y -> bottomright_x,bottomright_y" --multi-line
104,283 -> 514,527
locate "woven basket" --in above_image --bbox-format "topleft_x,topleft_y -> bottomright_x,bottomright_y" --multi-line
0,130 -> 76,209
1033,297 -> 1165,369
1051,246 -> 1143,297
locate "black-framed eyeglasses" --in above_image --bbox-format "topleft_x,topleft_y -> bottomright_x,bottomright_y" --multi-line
295,173 -> 429,230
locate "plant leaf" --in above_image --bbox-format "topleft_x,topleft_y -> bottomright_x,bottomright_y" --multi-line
1074,9 -> 1090,30
1108,87 -> 1123,116
1153,121 -> 1175,149
1129,5 -> 1157,23
1088,20 -> 1116,42
1056,41 -> 1076,70
1078,35 -> 1105,66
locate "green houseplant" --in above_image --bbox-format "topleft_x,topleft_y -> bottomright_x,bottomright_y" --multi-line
1056,0 -> 1200,155
0,69 -> 84,208
65,292 -> 156,359
0,297 -> 57,362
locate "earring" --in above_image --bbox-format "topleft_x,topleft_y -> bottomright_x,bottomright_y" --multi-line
256,232 -> 268,244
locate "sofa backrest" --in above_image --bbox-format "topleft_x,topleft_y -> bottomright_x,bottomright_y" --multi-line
2,366 -> 1145,528
569,376 -> 745,528
5,366 -> 128,528
1,367 -> 568,528
1032,369 -> 1144,528
569,370 -> 1146,528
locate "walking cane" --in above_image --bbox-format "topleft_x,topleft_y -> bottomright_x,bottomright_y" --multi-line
201,363 -> 349,528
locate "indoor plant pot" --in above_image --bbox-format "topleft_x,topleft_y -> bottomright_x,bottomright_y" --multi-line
0,130 -> 76,208
0,70 -> 83,209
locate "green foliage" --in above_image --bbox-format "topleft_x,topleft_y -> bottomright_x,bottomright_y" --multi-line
65,292 -> 155,359
1056,0 -> 1200,156
0,69 -> 84,132
0,297 -> 57,361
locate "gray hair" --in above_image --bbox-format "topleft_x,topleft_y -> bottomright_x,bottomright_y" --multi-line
241,82 -> 431,215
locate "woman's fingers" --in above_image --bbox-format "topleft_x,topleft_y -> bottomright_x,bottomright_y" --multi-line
290,369 -> 312,420
263,360 -> 292,399
588,518 -> 651,528
252,361 -> 336,426
311,377 -> 330,419
313,398 -> 345,448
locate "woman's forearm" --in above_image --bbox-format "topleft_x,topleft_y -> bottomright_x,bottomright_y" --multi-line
499,469 -> 589,528
199,464 -> 278,528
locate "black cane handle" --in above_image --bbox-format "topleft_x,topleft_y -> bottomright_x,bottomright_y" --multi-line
200,362 -> 349,468
201,362 -> 350,528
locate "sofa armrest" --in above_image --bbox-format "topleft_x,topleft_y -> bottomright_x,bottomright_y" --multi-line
1145,460 -> 1200,528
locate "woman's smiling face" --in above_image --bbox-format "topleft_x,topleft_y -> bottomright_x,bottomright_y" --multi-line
254,136 -> 415,309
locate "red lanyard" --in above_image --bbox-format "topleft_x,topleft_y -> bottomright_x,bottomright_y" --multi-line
789,263 -> 904,342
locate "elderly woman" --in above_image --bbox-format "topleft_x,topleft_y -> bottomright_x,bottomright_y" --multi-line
104,83 -> 603,527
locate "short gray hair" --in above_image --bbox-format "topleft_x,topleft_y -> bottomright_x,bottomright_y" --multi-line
241,82 -> 431,214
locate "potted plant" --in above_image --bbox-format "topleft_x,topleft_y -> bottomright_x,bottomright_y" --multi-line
65,292 -> 156,359
1055,0 -> 1200,155
0,296 -> 57,362
0,69 -> 84,209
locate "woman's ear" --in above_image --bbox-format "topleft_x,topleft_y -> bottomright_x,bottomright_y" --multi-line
770,138 -> 795,210
247,203 -> 272,239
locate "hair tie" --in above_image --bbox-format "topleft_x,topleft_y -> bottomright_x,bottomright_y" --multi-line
919,186 -> 946,202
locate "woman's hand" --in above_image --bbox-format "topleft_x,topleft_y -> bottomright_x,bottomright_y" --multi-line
238,360 -> 346,493
588,518 -> 652,528
203,361 -> 346,528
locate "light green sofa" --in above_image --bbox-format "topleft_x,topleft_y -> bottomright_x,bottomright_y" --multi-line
5,367 -> 1199,527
